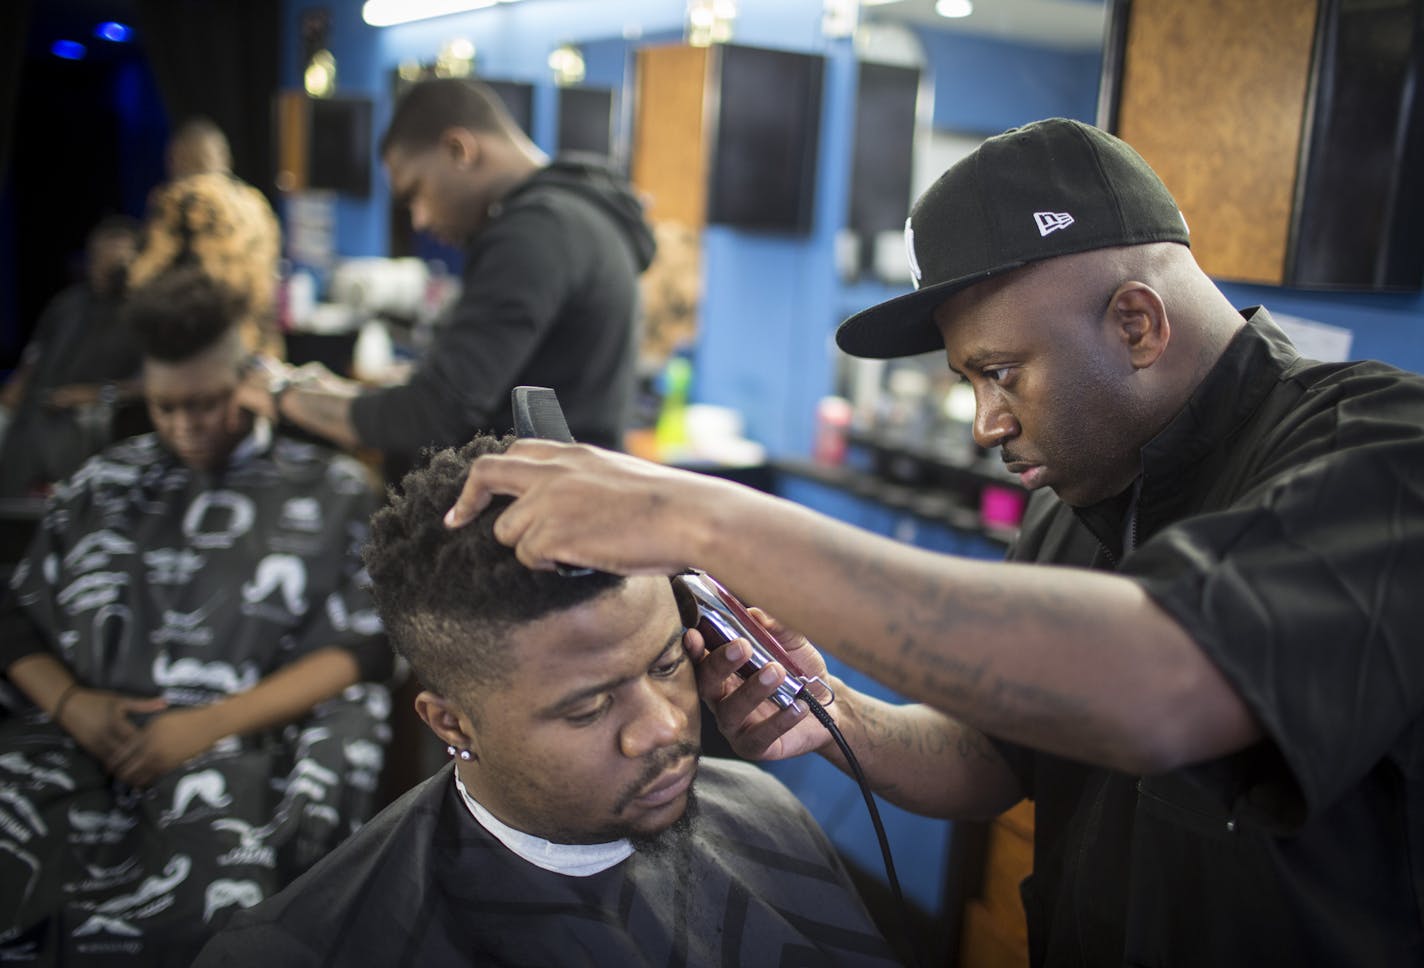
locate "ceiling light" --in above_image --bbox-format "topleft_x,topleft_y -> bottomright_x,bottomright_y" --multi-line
95,22 -> 133,42
548,44 -> 585,86
51,40 -> 87,60
362,0 -> 525,28
935,0 -> 973,18
305,50 -> 337,97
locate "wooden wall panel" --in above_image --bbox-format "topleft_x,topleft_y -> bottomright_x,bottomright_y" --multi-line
1115,0 -> 1318,284
274,91 -> 310,193
960,799 -> 1033,968
631,44 -> 711,228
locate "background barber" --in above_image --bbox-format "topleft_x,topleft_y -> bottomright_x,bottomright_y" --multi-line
234,78 -> 655,472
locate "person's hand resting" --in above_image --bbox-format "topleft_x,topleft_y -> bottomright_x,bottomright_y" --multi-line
57,687 -> 168,770
106,707 -> 229,788
59,689 -> 224,787
687,606 -> 841,762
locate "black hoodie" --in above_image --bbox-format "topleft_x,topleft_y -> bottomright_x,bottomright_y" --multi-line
350,156 -> 656,459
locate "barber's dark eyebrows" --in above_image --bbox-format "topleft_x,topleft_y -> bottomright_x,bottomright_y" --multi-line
947,347 -> 998,379
540,625 -> 685,717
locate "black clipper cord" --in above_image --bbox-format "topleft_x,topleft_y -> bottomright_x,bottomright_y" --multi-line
798,689 -> 920,966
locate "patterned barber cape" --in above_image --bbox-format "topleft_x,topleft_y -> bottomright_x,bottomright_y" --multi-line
0,428 -> 392,966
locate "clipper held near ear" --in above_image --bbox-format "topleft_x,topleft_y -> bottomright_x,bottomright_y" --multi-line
671,570 -> 833,710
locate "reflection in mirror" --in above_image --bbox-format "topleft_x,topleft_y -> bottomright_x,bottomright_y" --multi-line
855,0 -> 1107,220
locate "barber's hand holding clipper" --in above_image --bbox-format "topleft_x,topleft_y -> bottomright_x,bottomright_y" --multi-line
684,605 -> 949,811
686,605 -> 839,761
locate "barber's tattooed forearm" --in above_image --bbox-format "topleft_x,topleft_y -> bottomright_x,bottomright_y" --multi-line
954,725 -> 1003,764
821,539 -> 1097,739
854,700 -> 993,762
854,700 -> 930,754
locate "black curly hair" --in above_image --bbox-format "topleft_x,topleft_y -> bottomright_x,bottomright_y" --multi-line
363,435 -> 625,708
124,267 -> 244,363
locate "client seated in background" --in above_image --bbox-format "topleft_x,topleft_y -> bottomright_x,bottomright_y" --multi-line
194,435 -> 897,967
0,267 -> 393,966
0,216 -> 144,498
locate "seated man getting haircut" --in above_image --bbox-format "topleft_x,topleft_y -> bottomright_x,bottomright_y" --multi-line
194,435 -> 897,967
0,268 -> 392,965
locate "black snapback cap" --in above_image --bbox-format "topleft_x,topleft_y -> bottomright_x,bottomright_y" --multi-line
835,118 -> 1190,360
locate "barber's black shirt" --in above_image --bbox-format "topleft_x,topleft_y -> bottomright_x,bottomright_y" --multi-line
999,309 -> 1424,966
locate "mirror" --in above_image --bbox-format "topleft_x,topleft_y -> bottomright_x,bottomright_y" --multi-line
855,0 -> 1108,224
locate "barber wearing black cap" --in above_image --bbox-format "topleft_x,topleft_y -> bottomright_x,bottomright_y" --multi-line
444,119 -> 1424,967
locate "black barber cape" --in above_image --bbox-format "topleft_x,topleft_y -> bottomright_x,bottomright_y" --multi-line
194,758 -> 899,967
997,309 -> 1424,967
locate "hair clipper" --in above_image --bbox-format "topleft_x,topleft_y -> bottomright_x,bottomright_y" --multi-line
671,569 -> 832,709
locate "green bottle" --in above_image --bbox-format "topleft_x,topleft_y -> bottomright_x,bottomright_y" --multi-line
654,356 -> 693,458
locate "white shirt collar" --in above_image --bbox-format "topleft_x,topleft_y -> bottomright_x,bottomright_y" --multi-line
452,768 -> 633,877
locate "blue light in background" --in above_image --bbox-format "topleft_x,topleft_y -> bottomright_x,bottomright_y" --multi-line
51,39 -> 87,60
96,22 -> 133,43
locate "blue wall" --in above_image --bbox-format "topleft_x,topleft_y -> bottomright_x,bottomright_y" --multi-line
916,26 -> 1102,133
1217,281 -> 1424,375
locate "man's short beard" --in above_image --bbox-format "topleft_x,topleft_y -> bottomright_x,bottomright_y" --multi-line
628,788 -> 699,857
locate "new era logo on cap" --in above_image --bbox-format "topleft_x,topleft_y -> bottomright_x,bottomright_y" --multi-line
1034,211 -> 1075,236
836,119 -> 1191,360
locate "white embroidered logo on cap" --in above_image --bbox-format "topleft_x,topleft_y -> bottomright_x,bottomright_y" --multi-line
904,217 -> 922,288
1034,211 -> 1075,236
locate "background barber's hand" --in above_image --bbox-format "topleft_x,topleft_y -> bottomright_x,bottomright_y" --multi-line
229,353 -> 299,427
58,688 -> 169,769
290,360 -> 349,392
688,607 -> 841,762
446,439 -> 734,575
107,706 -> 226,788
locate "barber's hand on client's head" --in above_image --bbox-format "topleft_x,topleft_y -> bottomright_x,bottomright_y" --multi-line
685,607 -> 839,763
445,439 -> 724,576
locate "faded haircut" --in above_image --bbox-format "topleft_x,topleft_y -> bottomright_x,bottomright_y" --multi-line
362,435 -> 625,704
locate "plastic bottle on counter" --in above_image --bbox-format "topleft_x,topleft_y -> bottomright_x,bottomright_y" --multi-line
814,395 -> 853,466
654,356 -> 693,459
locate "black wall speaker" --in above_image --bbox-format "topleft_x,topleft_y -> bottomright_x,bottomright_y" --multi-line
557,86 -> 615,158
705,45 -> 825,235
1287,0 -> 1424,290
